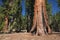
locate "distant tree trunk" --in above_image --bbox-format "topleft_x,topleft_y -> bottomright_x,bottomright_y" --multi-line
2,0 -> 13,33
3,16 -> 8,33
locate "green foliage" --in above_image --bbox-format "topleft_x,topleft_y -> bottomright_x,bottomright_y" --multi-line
0,6 -> 5,31
46,3 -> 52,24
8,0 -> 22,32
57,0 -> 60,8
0,0 -> 59,32
21,15 -> 27,30
0,0 -> 22,32
26,0 -> 34,32
50,0 -> 60,32
0,21 -> 5,31
0,6 -> 5,18
51,12 -> 60,32
55,12 -> 60,21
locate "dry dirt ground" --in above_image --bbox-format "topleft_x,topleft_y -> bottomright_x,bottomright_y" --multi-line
0,33 -> 60,40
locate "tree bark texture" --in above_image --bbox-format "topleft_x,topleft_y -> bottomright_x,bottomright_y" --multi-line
43,0 -> 51,33
3,16 -> 8,32
30,0 -> 51,35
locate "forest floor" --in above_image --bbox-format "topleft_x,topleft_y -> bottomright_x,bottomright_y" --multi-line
0,33 -> 60,40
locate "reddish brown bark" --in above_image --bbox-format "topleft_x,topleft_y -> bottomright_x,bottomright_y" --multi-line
30,0 -> 45,35
30,0 -> 51,35
3,16 -> 8,32
43,0 -> 51,33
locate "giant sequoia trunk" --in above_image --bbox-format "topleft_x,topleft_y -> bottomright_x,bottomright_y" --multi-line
30,0 -> 51,35
43,0 -> 51,33
30,0 -> 45,35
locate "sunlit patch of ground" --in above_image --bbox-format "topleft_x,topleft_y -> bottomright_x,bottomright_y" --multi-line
0,33 -> 60,40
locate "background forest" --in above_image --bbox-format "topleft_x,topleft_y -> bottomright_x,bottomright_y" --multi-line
0,0 -> 60,33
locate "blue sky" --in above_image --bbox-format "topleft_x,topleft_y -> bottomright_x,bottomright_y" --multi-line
48,0 -> 60,15
21,0 -> 60,15
0,0 -> 60,15
0,0 -> 2,5
21,0 -> 26,16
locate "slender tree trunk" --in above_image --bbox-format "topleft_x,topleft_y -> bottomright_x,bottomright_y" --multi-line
2,0 -> 12,33
3,16 -> 8,33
